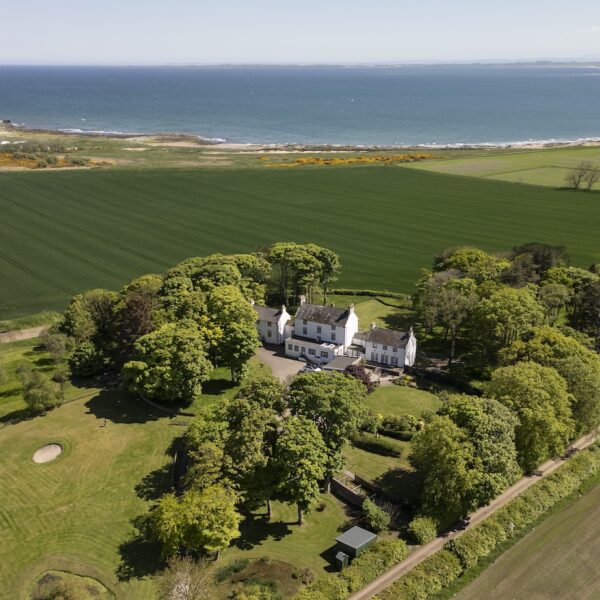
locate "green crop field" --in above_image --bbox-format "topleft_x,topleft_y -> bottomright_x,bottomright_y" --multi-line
455,480 -> 600,600
404,145 -> 600,188
2,165 -> 600,319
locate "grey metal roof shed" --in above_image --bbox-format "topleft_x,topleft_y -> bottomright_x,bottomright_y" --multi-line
335,526 -> 378,558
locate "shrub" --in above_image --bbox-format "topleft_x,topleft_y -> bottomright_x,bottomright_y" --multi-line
381,414 -> 418,433
362,499 -> 390,532
407,516 -> 438,545
345,365 -> 377,393
214,557 -> 250,582
33,577 -> 87,600
352,433 -> 402,457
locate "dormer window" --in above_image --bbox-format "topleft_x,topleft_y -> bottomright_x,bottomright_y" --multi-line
383,345 -> 388,351
267,321 -> 272,326
303,319 -> 307,325
393,346 -> 397,352
331,325 -> 336,331
373,343 -> 378,349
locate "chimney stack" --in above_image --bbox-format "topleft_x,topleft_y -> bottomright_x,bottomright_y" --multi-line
370,321 -> 376,331
348,303 -> 355,314
250,299 -> 255,306
299,295 -> 306,305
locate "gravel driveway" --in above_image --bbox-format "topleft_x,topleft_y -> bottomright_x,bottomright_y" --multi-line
257,344 -> 304,381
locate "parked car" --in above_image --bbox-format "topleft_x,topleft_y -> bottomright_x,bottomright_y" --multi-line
301,365 -> 322,373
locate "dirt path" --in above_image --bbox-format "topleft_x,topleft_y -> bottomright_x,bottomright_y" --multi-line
348,432 -> 598,600
0,326 -> 48,344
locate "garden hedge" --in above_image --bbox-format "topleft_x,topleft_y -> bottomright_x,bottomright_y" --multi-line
375,442 -> 600,600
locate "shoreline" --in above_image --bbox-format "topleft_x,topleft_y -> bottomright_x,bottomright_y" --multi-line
2,121 -> 600,152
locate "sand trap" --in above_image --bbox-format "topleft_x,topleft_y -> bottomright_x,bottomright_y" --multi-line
33,443 -> 62,464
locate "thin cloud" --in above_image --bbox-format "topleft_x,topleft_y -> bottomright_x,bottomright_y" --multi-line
580,26 -> 600,33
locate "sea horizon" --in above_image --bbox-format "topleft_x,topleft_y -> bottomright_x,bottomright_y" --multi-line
2,64 -> 600,146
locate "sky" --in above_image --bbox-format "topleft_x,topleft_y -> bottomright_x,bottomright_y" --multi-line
2,0 -> 600,65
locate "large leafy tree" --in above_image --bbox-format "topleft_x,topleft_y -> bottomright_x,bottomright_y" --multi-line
286,371 -> 367,489
305,243 -> 341,304
221,397 -> 281,517
501,326 -> 600,433
123,323 -> 212,404
486,362 -> 575,472
468,287 -> 544,362
267,242 -> 322,304
440,395 -> 521,500
184,415 -> 227,491
275,416 -> 328,525
206,285 -> 258,380
114,274 -> 163,362
435,247 -> 510,284
410,415 -> 479,524
62,287 -> 117,344
234,375 -> 286,415
151,485 -> 242,559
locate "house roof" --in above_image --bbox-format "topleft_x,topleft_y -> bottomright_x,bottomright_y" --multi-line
295,303 -> 351,327
254,305 -> 285,322
323,356 -> 360,371
365,327 -> 411,348
335,526 -> 377,550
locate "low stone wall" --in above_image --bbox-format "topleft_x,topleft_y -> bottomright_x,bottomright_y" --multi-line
331,477 -> 366,509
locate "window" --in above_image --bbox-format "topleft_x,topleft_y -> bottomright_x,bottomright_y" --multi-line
321,351 -> 328,357
308,348 -> 316,355
267,321 -> 272,326
303,327 -> 308,335
373,343 -> 378,349
383,345 -> 388,350
294,345 -> 299,352
303,319 -> 307,325
381,355 -> 389,364
371,352 -> 378,362
393,347 -> 397,352
317,326 -> 322,333
288,344 -> 293,350
391,356 -> 399,366
331,325 -> 336,331
331,333 -> 336,341
267,330 -> 272,338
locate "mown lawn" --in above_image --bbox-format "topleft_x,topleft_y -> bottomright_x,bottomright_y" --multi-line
365,385 -> 442,419
0,391 -> 180,600
455,480 -> 600,600
2,166 -> 600,319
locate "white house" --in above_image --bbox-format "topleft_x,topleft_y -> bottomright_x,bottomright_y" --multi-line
284,296 -> 359,364
253,303 -> 292,345
353,324 -> 417,368
255,295 -> 417,371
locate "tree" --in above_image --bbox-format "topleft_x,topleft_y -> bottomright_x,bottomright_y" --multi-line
17,364 -> 62,413
267,242 -> 322,304
234,375 -> 286,415
151,485 -> 242,559
584,164 -> 600,191
286,371 -> 367,490
410,416 -> 479,524
221,397 -> 280,517
68,340 -> 105,377
123,323 -> 212,404
306,244 -> 341,304
219,321 -> 259,383
114,274 -> 163,362
32,578 -> 87,600
538,283 -> 570,325
62,288 -> 117,344
157,556 -> 213,600
468,287 -> 544,361
565,161 -> 593,190
486,362 -> 575,472
345,364 -> 377,393
435,247 -> 510,284
275,416 -> 328,525
440,395 -> 521,500
184,416 -> 227,491
206,285 -> 258,378
511,243 -> 569,275
39,330 -> 70,364
501,326 -> 600,432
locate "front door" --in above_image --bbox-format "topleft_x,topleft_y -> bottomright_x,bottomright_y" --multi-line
371,352 -> 378,362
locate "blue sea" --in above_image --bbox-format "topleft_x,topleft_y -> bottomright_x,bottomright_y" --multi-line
1,65 -> 600,146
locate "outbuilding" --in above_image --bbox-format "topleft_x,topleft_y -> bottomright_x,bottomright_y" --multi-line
335,526 -> 378,559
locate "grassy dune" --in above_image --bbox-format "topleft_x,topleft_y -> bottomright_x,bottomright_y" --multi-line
2,166 -> 600,319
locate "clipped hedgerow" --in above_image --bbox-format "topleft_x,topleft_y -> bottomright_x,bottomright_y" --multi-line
407,516 -> 438,545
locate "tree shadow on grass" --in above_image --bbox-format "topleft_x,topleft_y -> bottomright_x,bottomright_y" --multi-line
135,438 -> 181,501
319,544 -> 342,573
0,406 -> 34,425
85,389 -> 169,424
233,513 -> 294,551
116,515 -> 166,581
